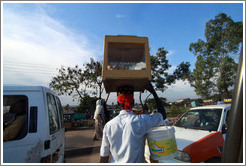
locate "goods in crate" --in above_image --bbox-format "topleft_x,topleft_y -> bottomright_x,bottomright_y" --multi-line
102,35 -> 151,93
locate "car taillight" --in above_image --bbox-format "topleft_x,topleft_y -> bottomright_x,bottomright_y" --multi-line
41,155 -> 51,163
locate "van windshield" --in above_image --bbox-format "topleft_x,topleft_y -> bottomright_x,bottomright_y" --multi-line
174,109 -> 222,131
3,95 -> 28,142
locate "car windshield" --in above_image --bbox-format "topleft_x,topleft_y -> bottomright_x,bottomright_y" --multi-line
174,109 -> 222,131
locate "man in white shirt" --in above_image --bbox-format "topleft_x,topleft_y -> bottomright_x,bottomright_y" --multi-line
100,91 -> 164,163
93,99 -> 105,141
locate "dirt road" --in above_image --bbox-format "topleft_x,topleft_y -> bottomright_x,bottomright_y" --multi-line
65,127 -> 101,163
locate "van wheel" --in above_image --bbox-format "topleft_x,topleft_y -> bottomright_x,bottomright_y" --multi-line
205,157 -> 221,163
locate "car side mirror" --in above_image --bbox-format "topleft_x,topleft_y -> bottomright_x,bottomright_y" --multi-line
222,124 -> 227,134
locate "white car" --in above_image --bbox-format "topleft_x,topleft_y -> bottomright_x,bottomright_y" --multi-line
145,104 -> 231,163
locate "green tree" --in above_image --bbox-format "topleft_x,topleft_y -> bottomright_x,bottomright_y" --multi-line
49,58 -> 104,101
49,65 -> 86,101
145,97 -> 167,111
78,94 -> 98,114
84,58 -> 104,99
150,47 -> 191,92
140,47 -> 190,113
189,13 -> 242,100
167,105 -> 188,117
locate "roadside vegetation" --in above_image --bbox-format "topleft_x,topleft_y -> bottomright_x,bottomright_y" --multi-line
49,13 -> 242,118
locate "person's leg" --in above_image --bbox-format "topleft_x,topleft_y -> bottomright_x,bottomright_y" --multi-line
93,120 -> 99,141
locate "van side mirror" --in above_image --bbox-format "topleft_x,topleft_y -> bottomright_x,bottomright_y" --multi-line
222,124 -> 227,134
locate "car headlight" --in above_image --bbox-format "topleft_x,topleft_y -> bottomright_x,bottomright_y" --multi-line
174,150 -> 191,162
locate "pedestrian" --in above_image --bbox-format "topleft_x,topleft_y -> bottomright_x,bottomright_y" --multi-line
100,87 -> 165,163
93,99 -> 105,141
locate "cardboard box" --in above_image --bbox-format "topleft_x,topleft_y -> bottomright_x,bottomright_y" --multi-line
102,35 -> 151,93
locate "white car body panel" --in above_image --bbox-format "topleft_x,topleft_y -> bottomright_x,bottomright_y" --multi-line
174,127 -> 216,150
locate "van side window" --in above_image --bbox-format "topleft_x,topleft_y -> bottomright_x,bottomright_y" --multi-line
56,97 -> 65,129
3,95 -> 28,142
47,93 -> 60,134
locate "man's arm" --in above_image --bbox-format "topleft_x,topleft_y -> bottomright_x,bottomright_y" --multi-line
100,125 -> 110,162
100,156 -> 109,163
146,82 -> 167,120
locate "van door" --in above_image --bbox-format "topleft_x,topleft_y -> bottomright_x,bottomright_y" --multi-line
45,93 -> 64,162
55,96 -> 65,162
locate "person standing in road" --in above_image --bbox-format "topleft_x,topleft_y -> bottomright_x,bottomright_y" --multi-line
99,87 -> 165,163
93,99 -> 105,141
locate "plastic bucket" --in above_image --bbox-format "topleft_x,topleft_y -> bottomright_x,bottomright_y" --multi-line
147,126 -> 178,161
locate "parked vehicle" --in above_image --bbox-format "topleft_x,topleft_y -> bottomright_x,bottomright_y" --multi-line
3,85 -> 65,163
145,104 -> 231,163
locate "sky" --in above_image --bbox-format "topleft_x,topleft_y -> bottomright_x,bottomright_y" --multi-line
1,1 -> 244,106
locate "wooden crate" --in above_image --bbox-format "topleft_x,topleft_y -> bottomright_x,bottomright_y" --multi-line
102,35 -> 151,93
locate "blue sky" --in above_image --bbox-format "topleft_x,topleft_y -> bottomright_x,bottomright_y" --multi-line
2,2 -> 244,106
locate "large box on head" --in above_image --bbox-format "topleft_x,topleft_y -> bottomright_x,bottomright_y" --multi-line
102,35 -> 152,93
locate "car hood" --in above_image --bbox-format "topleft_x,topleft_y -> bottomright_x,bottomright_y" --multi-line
173,126 -> 215,150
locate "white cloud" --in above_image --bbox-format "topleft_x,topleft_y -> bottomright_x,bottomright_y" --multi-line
2,5 -> 199,106
167,50 -> 175,57
3,6 -> 97,68
167,65 -> 177,74
2,4 -> 100,106
116,14 -> 125,18
163,80 -> 200,102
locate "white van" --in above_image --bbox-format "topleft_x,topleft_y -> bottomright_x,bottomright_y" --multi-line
3,85 -> 65,163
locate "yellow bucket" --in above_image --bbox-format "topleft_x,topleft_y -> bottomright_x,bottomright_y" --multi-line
147,126 -> 178,160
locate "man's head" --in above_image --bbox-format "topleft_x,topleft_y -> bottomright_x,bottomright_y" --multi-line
96,99 -> 102,106
117,94 -> 134,111
117,86 -> 134,111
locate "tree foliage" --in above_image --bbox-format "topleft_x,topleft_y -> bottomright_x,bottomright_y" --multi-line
150,47 -> 191,92
84,58 -> 104,99
49,65 -> 85,100
145,97 -> 168,111
78,94 -> 98,114
49,59 -> 104,101
189,13 -> 242,100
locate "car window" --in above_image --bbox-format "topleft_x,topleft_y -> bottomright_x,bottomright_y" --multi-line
3,95 -> 28,142
56,96 -> 65,129
174,109 -> 222,131
47,93 -> 60,134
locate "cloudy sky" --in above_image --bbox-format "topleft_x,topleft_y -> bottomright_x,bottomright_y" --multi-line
2,2 -> 243,106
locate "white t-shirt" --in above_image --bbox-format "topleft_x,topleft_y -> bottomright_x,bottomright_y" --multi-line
94,99 -> 105,122
94,105 -> 104,121
100,110 -> 163,163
